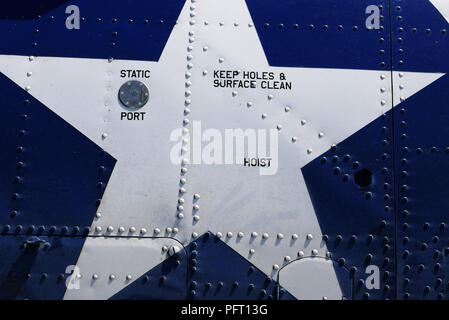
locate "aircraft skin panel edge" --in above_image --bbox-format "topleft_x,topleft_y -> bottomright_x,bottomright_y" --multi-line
0,0 -> 448,300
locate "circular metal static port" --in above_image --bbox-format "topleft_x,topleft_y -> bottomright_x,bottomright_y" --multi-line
118,80 -> 149,109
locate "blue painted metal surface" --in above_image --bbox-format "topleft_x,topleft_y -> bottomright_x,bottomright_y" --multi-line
0,72 -> 114,298
112,233 -> 295,300
0,0 -> 448,300
0,0 -> 185,61
245,0 -> 390,70
0,73 -> 115,234
390,0 -> 449,73
110,241 -> 188,300
0,235 -> 86,299
186,233 -> 294,300
391,0 -> 449,300
302,110 -> 395,300
0,1 -> 70,19
393,74 -> 449,300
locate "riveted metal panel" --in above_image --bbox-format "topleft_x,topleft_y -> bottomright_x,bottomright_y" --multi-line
0,0 -> 448,300
278,256 -> 352,300
391,0 -> 449,300
182,0 -> 395,300
0,235 -> 187,300
65,237 -> 187,300
0,235 -> 86,299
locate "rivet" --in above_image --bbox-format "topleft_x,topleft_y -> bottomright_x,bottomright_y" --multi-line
284,256 -> 291,262
166,227 -> 172,233
292,234 -> 298,240
193,194 -> 200,200
193,215 -> 200,221
237,232 -> 244,238
277,233 -> 284,239
193,204 -> 200,210
162,245 -> 168,252
109,274 -> 116,280
261,113 -> 267,119
118,226 -> 125,233
107,226 -> 114,233
219,57 -> 224,63
318,132 -> 324,138
101,133 -> 108,139
307,148 -> 313,154
92,274 -> 99,280
301,119 -> 307,125
173,228 -> 179,234
227,232 -> 233,238
311,249 -> 318,256
262,233 -> 269,239
284,106 -> 290,112
306,233 -> 313,240
202,70 -> 208,76
292,137 -> 298,143
251,232 -> 258,237
126,275 -> 132,281
154,228 -> 161,234
95,226 -> 102,233
140,228 -> 147,235
27,72 -> 32,77
247,102 -> 253,107
129,226 -> 136,233
168,245 -> 181,256
216,232 -> 223,238
192,232 -> 198,238
267,94 -> 274,100
249,248 -> 255,254
177,213 -> 184,219
272,264 -> 280,270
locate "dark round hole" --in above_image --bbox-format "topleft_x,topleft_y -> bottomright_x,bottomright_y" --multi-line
354,168 -> 373,188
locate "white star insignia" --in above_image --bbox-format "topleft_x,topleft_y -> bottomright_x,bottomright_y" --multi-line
0,0 -> 443,299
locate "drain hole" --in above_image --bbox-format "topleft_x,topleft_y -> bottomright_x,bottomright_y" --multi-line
354,168 -> 373,188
